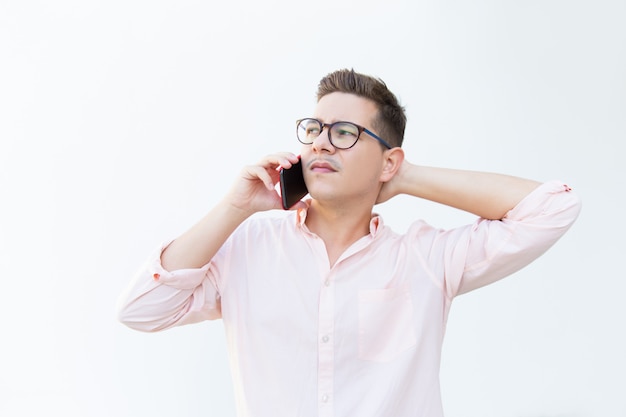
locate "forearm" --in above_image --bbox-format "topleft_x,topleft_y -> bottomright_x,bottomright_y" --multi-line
117,201 -> 243,330
400,163 -> 541,220
160,153 -> 302,271
161,200 -> 251,270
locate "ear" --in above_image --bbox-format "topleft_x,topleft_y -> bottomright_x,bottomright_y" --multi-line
379,147 -> 405,183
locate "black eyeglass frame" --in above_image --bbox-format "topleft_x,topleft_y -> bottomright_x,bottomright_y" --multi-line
296,118 -> 393,150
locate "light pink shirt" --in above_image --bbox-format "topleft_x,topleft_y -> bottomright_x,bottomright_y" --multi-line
117,181 -> 581,417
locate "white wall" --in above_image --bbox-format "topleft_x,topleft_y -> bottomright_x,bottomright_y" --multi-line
1,1 -> 624,416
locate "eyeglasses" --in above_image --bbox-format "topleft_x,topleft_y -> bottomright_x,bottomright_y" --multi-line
296,118 -> 392,150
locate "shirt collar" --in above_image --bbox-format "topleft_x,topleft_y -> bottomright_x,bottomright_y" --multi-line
295,205 -> 384,238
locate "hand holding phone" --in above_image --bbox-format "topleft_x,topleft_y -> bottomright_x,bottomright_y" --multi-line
279,158 -> 308,210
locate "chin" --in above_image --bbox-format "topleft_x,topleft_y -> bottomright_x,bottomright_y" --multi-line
306,187 -> 336,203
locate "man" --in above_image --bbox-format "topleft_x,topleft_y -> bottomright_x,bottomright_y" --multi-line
117,69 -> 581,417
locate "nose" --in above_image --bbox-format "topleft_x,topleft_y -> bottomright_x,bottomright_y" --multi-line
311,125 -> 335,153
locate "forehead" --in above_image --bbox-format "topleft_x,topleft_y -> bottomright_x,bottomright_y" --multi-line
313,92 -> 378,126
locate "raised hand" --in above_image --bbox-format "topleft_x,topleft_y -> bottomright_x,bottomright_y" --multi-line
226,153 -> 306,215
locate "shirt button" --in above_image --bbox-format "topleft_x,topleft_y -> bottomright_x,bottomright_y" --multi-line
322,394 -> 329,403
324,279 -> 330,286
322,335 -> 330,343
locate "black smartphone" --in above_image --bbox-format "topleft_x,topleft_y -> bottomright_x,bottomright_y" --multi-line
279,158 -> 308,210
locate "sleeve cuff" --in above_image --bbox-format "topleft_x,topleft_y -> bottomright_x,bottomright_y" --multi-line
148,241 -> 211,290
505,180 -> 580,222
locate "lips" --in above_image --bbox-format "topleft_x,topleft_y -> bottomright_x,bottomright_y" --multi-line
309,160 -> 338,173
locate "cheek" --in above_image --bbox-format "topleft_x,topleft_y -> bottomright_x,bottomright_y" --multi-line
299,146 -> 313,161
345,160 -> 383,187
351,152 -> 384,174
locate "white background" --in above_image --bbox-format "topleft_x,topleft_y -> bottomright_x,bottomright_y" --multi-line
1,1 -> 624,416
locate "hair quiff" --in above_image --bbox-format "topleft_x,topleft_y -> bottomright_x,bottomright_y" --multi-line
316,69 -> 406,148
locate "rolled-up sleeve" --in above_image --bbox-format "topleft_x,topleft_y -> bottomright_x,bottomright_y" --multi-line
116,241 -> 223,332
429,180 -> 582,298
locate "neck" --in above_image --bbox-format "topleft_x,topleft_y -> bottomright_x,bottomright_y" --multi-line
305,200 -> 374,266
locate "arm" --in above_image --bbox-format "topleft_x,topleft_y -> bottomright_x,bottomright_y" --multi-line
162,153 -> 304,270
378,157 -> 580,296
378,159 -> 541,220
117,152 -> 305,331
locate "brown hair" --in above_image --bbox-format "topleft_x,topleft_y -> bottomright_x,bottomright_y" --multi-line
316,68 -> 406,148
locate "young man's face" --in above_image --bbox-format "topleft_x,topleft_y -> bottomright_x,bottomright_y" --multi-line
300,92 -> 388,206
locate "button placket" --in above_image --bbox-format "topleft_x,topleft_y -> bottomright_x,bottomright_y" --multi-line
317,272 -> 334,417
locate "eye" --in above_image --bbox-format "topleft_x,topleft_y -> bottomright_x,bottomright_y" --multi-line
299,120 -> 321,136
336,129 -> 357,137
334,123 -> 358,137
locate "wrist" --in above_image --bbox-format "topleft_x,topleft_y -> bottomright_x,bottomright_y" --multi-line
222,199 -> 256,222
395,162 -> 420,196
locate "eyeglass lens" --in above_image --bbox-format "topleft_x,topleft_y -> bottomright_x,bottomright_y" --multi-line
297,119 -> 360,149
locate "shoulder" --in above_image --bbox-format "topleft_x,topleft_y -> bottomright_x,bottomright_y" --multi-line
376,217 -> 448,249
235,211 -> 298,238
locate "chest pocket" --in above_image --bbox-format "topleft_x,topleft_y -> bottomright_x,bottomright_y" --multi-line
358,285 -> 417,362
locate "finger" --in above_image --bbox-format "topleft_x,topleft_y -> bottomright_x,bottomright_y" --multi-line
259,153 -> 299,170
245,165 -> 276,191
